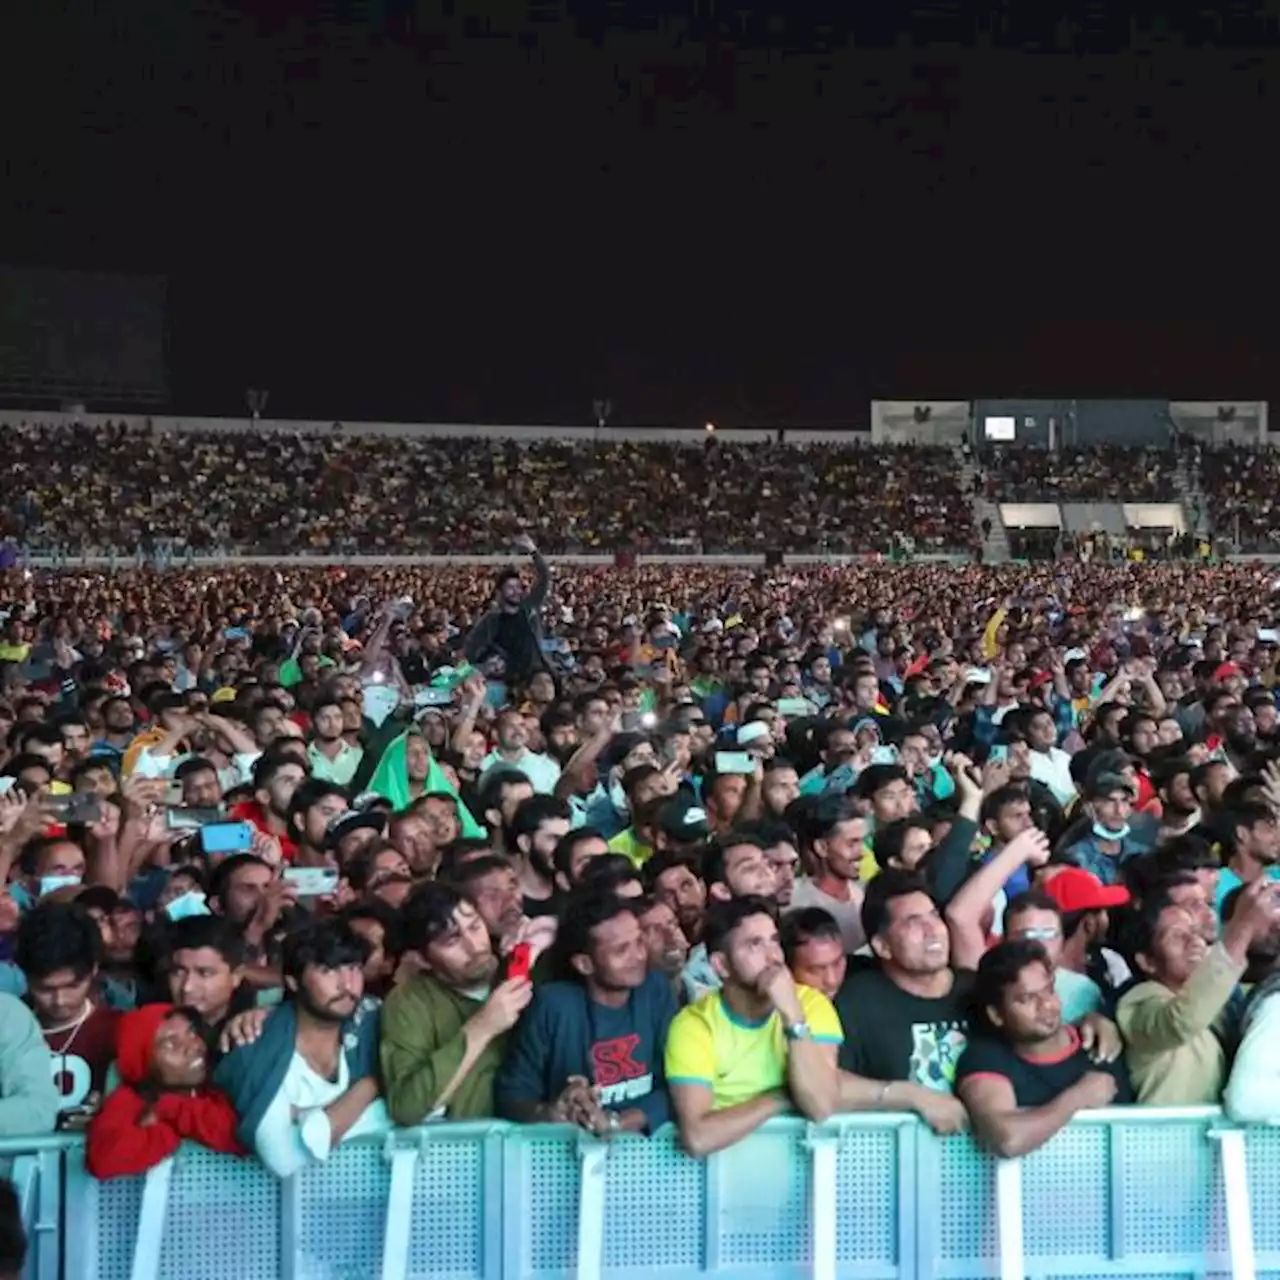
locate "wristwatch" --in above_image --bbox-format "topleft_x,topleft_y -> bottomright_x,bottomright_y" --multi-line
783,1019 -> 812,1042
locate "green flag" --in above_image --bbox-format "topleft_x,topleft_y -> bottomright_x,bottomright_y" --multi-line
367,731 -> 486,840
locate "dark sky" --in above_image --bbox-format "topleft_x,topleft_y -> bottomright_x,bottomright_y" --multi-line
1,4 -> 1278,425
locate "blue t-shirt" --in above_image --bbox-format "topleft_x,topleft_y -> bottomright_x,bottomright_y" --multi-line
495,971 -> 677,1131
1216,865 -> 1280,915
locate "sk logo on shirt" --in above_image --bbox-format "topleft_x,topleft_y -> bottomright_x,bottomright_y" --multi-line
591,1034 -> 654,1106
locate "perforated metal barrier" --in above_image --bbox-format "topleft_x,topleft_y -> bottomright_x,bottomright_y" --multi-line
0,1108 -> 1273,1280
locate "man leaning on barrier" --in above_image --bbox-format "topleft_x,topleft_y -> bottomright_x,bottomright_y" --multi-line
955,940 -> 1130,1158
664,896 -> 841,1157
380,882 -> 532,1124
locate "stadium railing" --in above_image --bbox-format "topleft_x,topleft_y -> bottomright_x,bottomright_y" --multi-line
0,1108 -> 1263,1280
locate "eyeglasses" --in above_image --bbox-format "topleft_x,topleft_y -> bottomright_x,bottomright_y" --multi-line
1015,926 -> 1061,942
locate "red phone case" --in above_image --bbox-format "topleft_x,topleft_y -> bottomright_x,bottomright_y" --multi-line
507,942 -> 533,982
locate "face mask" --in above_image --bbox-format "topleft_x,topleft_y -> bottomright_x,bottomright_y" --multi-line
1092,822 -> 1130,843
38,875 -> 81,898
164,891 -> 212,922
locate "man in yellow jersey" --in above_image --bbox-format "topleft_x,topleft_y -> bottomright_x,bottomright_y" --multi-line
664,895 -> 841,1155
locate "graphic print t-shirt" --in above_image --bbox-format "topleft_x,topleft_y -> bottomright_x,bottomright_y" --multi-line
834,962 -> 975,1093
43,1003 -> 119,1109
494,971 -> 678,1131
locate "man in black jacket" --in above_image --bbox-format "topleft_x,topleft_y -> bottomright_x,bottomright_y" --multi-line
462,535 -> 551,682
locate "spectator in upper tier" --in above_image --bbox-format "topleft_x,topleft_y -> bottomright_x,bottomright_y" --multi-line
956,940 -> 1130,1158
664,896 -> 840,1157
15,901 -> 118,1120
214,918 -> 389,1177
380,884 -> 532,1124
1118,879 -> 1280,1104
85,1003 -> 243,1178
495,893 -> 676,1134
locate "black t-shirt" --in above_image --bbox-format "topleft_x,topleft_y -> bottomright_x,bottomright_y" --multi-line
494,609 -> 539,681
834,961 -> 976,1092
954,1024 -> 1133,1106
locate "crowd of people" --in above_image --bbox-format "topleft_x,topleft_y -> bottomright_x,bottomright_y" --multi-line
1199,444 -> 1280,552
0,546 -> 1271,1186
0,421 -> 973,556
981,444 -> 1181,503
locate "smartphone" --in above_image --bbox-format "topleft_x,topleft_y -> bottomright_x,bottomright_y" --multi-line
869,745 -> 900,766
414,687 -> 454,709
47,794 -> 102,825
199,821 -> 255,857
651,633 -> 677,650
164,781 -> 185,807
988,745 -> 1009,763
283,867 -> 339,898
715,751 -> 757,775
165,807 -> 224,831
1259,629 -> 1279,644
506,942 -> 534,983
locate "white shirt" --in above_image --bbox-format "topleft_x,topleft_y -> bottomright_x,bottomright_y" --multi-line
1226,985 -> 1280,1124
1028,746 -> 1078,808
481,749 -> 561,796
254,1049 -> 391,1178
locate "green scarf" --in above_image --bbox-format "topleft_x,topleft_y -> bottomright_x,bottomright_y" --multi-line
367,731 -> 485,840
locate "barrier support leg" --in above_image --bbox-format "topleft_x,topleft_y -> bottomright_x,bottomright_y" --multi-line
806,1127 -> 839,1280
575,1138 -> 609,1280
130,1156 -> 175,1280
995,1157 -> 1025,1280
1213,1128 -> 1257,1280
379,1146 -> 419,1280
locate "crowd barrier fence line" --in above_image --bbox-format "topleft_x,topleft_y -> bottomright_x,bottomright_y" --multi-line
0,1107 -> 1272,1280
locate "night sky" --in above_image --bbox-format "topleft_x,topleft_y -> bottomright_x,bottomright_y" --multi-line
1,5 -> 1277,426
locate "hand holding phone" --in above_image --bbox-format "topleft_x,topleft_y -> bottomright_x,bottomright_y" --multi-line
506,942 -> 534,982
715,750 -> 757,775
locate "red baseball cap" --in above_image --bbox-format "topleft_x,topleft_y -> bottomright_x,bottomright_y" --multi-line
1042,867 -> 1131,913
1213,661 -> 1244,683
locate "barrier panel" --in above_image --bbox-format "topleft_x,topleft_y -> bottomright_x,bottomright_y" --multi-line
29,1109 -> 1277,1279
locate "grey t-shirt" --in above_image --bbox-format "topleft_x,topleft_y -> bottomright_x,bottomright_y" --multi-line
787,877 -> 866,954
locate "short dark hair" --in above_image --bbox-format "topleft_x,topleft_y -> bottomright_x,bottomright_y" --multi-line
15,901 -> 101,981
281,918 -> 369,985
860,868 -> 934,944
702,894 -> 777,959
1002,888 -> 1063,929
340,899 -> 402,958
400,881 -> 468,952
448,854 -> 516,892
550,891 -> 637,978
477,768 -> 531,819
854,763 -> 910,800
972,938 -> 1053,1033
287,779 -> 348,830
174,755 -> 220,782
980,784 -> 1031,827
552,827 -> 607,881
509,794 -> 571,844
253,750 -> 305,791
703,831 -> 767,891
575,853 -> 643,896
780,907 -> 842,963
165,915 -> 247,969
872,816 -> 933,870
207,853 -> 271,908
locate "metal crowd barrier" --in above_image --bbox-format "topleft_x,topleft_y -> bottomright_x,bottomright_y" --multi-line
1,1108 -> 1273,1279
